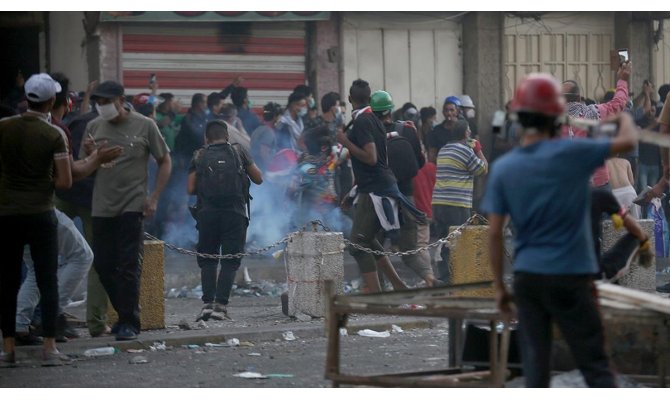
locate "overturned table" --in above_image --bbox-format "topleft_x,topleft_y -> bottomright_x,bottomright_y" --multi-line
324,281 -> 510,388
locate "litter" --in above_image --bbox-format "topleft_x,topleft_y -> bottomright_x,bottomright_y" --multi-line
282,331 -> 296,341
265,374 -> 294,378
339,328 -> 348,336
83,347 -> 118,357
240,341 -> 255,347
204,342 -> 226,348
129,356 -> 149,364
391,324 -> 404,333
182,344 -> 200,349
226,338 -> 240,347
234,372 -> 268,379
247,352 -> 262,357
126,349 -> 144,353
149,341 -> 167,351
357,329 -> 391,338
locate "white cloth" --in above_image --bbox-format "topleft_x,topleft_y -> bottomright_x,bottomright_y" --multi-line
369,193 -> 400,231
612,185 -> 641,219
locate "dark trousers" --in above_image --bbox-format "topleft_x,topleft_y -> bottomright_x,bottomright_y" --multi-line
92,212 -> 144,332
513,273 -> 616,388
0,211 -> 59,337
196,210 -> 248,305
432,205 -> 471,282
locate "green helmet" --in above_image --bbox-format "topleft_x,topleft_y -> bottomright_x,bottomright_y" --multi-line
370,90 -> 394,113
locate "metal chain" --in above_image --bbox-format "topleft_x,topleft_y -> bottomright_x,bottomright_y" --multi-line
145,213 -> 514,261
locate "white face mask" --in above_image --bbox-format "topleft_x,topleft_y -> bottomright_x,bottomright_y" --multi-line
465,109 -> 476,119
298,106 -> 308,117
96,102 -> 119,121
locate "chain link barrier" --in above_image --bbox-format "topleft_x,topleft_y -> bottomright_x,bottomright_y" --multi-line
144,213 -> 499,261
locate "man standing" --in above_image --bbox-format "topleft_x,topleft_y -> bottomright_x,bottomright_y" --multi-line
561,61 -> 631,189
426,98 -> 461,163
482,73 -> 637,387
0,73 -> 72,366
188,120 -> 262,321
84,80 -> 172,341
432,120 -> 488,283
231,86 -> 261,135
276,92 -> 308,152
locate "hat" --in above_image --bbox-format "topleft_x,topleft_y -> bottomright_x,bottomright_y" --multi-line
458,95 -> 475,109
91,81 -> 125,99
24,73 -> 62,102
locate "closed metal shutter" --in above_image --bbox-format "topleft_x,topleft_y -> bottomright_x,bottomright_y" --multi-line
504,12 -> 616,103
119,22 -> 306,110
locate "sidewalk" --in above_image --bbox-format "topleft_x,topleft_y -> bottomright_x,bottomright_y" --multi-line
46,295 -> 440,357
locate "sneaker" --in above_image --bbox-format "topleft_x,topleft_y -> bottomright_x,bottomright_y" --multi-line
0,352 -> 16,368
657,282 -> 670,293
209,303 -> 231,321
41,349 -> 72,367
115,324 -> 138,341
56,314 -> 80,339
196,303 -> 214,322
600,233 -> 640,280
15,331 -> 44,346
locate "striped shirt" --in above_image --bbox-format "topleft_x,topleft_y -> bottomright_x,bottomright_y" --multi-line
432,142 -> 486,208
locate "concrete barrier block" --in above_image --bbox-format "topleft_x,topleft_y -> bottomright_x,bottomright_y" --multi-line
286,231 -> 344,317
601,220 -> 655,292
449,225 -> 494,298
108,240 -> 166,330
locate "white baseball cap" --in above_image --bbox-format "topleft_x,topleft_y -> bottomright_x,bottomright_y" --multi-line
459,95 -> 475,109
24,73 -> 62,102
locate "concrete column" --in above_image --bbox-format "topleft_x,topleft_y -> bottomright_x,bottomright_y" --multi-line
311,13 -> 341,102
285,231 -> 344,317
98,22 -> 121,82
615,12 -> 654,93
462,12 -> 504,160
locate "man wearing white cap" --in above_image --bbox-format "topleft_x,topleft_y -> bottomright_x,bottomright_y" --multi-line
0,73 -> 73,367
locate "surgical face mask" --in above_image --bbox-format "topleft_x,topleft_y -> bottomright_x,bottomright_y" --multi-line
298,106 -> 308,117
465,109 -> 476,119
96,102 -> 119,121
247,98 -> 253,108
334,107 -> 343,126
308,98 -> 316,109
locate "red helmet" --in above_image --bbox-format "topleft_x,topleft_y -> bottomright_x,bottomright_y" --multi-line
510,73 -> 565,117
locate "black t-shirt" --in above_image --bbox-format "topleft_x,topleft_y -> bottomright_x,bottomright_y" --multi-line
384,122 -> 421,196
426,122 -> 459,153
392,121 -> 425,169
347,108 -> 396,193
590,188 -> 624,262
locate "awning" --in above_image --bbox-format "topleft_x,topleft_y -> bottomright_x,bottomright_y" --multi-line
101,11 -> 330,22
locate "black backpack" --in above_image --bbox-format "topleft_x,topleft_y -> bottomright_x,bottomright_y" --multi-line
195,143 -> 250,208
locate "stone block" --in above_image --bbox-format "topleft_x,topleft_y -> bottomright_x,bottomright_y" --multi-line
108,240 -> 165,330
449,225 -> 494,298
601,220 -> 655,292
285,231 -> 344,317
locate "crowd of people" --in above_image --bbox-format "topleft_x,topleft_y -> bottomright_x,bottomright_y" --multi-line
1,61 -> 670,388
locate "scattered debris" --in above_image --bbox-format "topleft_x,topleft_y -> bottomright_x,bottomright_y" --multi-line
247,353 -> 262,357
182,345 -> 200,350
83,347 -> 118,357
226,338 -> 240,347
195,320 -> 208,329
129,356 -> 149,364
204,342 -> 227,348
239,341 -> 255,348
282,331 -> 296,341
391,324 -> 404,333
265,374 -> 294,378
294,312 -> 312,322
178,319 -> 193,330
149,341 -> 167,351
234,372 -> 268,379
126,349 -> 145,353
339,328 -> 348,336
357,329 -> 391,338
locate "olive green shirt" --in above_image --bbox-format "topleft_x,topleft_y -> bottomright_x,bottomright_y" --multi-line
0,114 -> 69,215
83,110 -> 169,217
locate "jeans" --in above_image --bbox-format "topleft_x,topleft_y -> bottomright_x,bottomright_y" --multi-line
15,209 -> 93,333
196,210 -> 248,305
432,205 -> 471,282
513,272 -> 616,388
92,212 -> 144,332
0,211 -> 59,338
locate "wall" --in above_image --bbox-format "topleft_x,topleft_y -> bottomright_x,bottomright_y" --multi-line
652,19 -> 670,86
48,12 -> 89,91
312,14 -> 341,102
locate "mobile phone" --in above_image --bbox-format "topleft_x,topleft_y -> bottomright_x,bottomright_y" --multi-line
617,48 -> 629,64
149,73 -> 157,84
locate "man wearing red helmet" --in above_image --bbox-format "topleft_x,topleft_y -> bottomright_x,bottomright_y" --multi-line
481,73 -> 638,387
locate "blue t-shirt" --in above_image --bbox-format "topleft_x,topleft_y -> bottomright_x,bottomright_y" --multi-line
480,138 -> 610,275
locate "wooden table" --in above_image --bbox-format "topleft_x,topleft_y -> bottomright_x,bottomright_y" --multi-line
324,281 -> 511,388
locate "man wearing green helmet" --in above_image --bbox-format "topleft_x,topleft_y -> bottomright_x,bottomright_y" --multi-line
370,90 -> 441,287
